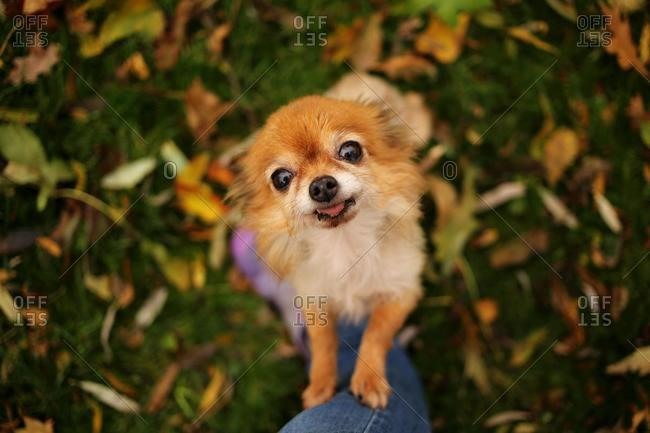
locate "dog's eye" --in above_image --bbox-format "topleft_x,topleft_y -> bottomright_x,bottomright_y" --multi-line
338,141 -> 362,163
271,168 -> 293,191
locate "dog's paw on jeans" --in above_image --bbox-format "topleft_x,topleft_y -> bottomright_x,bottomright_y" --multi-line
350,361 -> 391,409
302,376 -> 336,409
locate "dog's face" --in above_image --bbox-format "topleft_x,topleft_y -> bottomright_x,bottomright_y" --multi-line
235,95 -> 419,232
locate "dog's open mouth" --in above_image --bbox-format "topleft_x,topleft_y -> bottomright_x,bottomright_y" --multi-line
314,197 -> 356,222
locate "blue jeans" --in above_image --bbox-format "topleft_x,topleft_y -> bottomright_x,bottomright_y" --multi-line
280,322 -> 430,433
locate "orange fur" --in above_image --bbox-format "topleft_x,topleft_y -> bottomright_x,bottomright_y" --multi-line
232,95 -> 425,409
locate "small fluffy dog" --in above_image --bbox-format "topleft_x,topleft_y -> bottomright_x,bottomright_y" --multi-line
233,95 -> 425,409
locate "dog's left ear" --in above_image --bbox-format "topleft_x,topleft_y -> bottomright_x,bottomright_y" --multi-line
367,102 -> 417,151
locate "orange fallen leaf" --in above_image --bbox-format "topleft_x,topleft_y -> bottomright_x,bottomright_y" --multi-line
15,416 -> 54,433
323,13 -> 383,71
601,3 -> 649,79
415,13 -> 470,64
115,52 -> 150,80
473,298 -> 499,325
207,23 -> 231,56
184,78 -> 230,142
374,53 -> 437,80
36,236 -> 62,257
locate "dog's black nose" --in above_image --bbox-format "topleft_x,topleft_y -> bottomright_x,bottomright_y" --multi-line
309,175 -> 338,202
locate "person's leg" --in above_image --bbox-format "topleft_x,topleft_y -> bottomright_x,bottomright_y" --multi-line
280,322 -> 430,433
230,229 -> 430,432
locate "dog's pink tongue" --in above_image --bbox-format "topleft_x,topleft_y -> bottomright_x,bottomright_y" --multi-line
318,202 -> 345,216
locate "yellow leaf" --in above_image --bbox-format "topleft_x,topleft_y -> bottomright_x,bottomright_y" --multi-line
507,25 -> 559,55
84,273 -> 112,301
543,128 -> 580,185
415,13 -> 470,64
198,367 -> 228,413
80,0 -> 164,58
606,346 -> 650,376
115,52 -> 150,80
510,328 -> 548,367
176,183 -> 225,223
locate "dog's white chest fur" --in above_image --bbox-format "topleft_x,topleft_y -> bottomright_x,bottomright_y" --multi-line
290,203 -> 423,322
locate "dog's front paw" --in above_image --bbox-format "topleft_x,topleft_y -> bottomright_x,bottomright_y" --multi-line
350,364 -> 391,409
302,378 -> 336,409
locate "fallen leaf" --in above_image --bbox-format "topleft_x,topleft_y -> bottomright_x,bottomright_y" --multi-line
606,346 -> 650,376
484,411 -> 530,428
323,14 -> 384,71
198,367 -> 229,413
551,277 -> 585,354
538,188 -> 579,229
84,273 -> 112,301
432,168 -> 478,274
471,227 -> 499,248
115,52 -> 150,80
207,23 -> 231,56
511,328 -> 548,367
428,175 -> 458,227
208,221 -> 228,269
80,0 -> 164,57
100,370 -> 138,397
146,362 -> 181,413
374,53 -> 437,80
185,78 -> 230,142
23,0 -> 54,14
15,417 -> 54,433
543,128 -> 580,185
507,22 -> 559,55
134,287 -> 168,329
78,380 -> 141,413
100,157 -> 156,190
474,298 -> 499,325
8,44 -> 60,85
640,23 -> 650,64
415,13 -> 470,64
35,236 -> 62,257
593,193 -> 622,233
489,230 -> 549,268
601,3 -> 649,79
100,302 -> 118,360
476,181 -> 526,212
90,400 -> 102,433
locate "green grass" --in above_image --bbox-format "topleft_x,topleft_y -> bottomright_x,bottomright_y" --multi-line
2,1 -> 649,432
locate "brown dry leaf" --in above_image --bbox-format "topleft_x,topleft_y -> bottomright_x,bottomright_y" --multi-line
543,127 -> 580,185
154,0 -> 213,70
22,0 -> 55,14
375,53 -> 437,81
323,14 -> 383,71
507,22 -> 559,55
147,362 -> 181,412
8,44 -> 61,85
207,24 -> 231,56
66,3 -> 96,35
457,304 -> 491,395
90,400 -> 102,433
115,52 -> 150,80
606,346 -> 650,376
100,370 -> 138,398
15,417 -> 54,433
550,277 -> 585,354
473,298 -> 499,325
415,13 -> 470,64
184,78 -> 230,142
489,230 -> 549,268
601,3 -> 649,79
471,227 -> 499,248
35,236 -> 62,257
